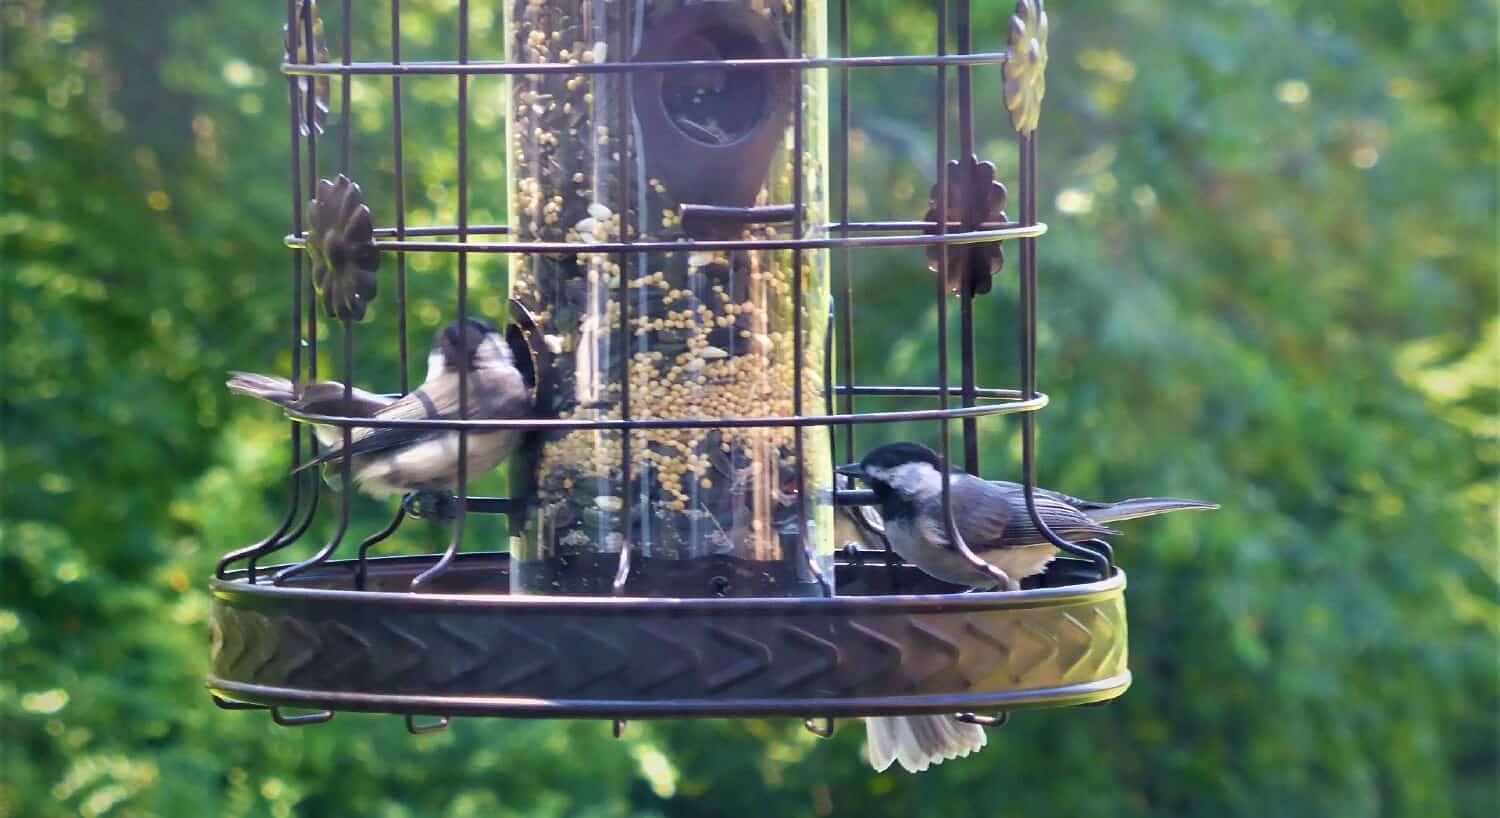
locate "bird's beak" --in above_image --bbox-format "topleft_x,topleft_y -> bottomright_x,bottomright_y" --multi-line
834,463 -> 865,478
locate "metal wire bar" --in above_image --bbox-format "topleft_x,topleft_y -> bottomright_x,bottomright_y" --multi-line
285,222 -> 1046,255
793,0 -> 831,598
243,0 -> 325,581
354,219 -> 1023,238
944,497 -> 1015,590
275,0 -> 360,587
392,0 -> 409,394
1015,132 -> 1110,579
358,383 -> 1029,404
405,714 -> 450,734
271,707 -> 334,726
824,298 -> 836,461
370,224 -> 511,237
354,508 -> 406,591
215,436 -> 302,578
281,52 -> 1014,77
830,488 -> 878,506
454,497 -> 523,515
955,711 -> 1008,727
272,2 -> 327,570
929,0 -> 1010,592
837,0 -> 855,470
803,717 -> 836,738
956,0 -> 979,473
935,0 -> 953,582
255,472 -> 319,578
926,0 -> 1010,592
285,392 -> 1047,433
345,0 -> 416,582
1080,537 -> 1114,566
612,4 -> 635,596
211,694 -> 268,711
833,384 -> 1017,398
275,324 -> 356,586
215,2 -> 308,580
340,0 -> 352,172
411,0 -> 469,592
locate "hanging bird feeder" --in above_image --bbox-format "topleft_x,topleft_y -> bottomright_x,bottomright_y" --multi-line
211,0 -> 1128,737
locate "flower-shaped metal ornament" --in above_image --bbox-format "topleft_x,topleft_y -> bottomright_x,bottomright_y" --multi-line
925,155 -> 1008,296
1004,0 -> 1049,135
284,0 -> 330,136
306,175 -> 380,321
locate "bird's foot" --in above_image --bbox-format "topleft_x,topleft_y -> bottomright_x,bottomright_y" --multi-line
402,491 -> 458,523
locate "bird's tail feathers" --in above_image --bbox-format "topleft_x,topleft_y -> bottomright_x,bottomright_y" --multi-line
226,372 -> 297,406
293,381 -> 393,420
1035,497 -> 1121,540
1084,498 -> 1219,525
866,715 -> 987,773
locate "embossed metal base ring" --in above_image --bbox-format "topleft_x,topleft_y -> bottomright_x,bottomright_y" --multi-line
208,553 -> 1129,720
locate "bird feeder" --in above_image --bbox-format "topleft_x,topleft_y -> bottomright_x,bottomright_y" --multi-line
504,0 -> 833,597
211,0 -> 1130,736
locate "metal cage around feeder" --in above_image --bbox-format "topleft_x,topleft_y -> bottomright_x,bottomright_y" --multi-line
210,0 -> 1128,734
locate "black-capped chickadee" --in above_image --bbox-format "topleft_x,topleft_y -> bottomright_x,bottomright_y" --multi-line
837,441 -> 1217,773
837,441 -> 1217,589
227,318 -> 532,508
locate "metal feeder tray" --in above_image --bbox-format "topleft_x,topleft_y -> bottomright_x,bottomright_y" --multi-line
208,551 -> 1129,722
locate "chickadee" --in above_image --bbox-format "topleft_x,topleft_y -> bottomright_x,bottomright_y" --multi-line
837,441 -> 1217,773
837,442 -> 1217,589
227,317 -> 532,505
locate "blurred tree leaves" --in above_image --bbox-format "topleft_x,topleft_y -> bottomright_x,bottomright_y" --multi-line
2,0 -> 1495,817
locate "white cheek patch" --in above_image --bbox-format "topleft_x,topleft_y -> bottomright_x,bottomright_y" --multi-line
424,350 -> 446,384
887,463 -> 943,498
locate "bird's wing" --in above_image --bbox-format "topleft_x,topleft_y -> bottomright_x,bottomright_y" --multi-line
945,475 -> 1022,548
290,387 -> 446,473
953,475 -> 1117,549
291,368 -> 530,473
987,479 -> 1110,511
293,381 -> 396,418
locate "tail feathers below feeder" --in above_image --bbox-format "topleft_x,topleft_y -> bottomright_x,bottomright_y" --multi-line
866,715 -> 988,773
1079,497 -> 1219,525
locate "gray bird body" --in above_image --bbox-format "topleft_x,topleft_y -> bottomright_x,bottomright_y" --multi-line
846,459 -> 1215,590
227,319 -> 530,499
295,364 -> 527,497
841,442 -> 1217,773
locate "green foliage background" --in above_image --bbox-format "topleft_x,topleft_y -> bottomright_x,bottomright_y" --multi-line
2,0 -> 1495,816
